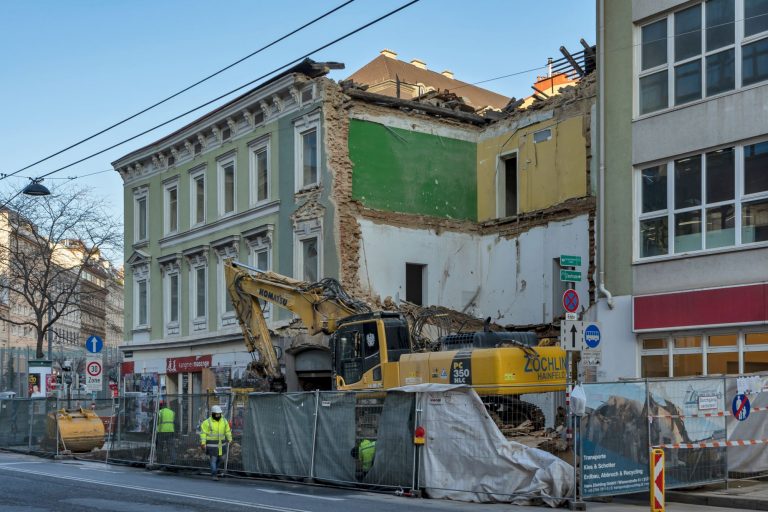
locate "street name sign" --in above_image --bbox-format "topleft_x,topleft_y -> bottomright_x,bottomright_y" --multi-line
560,255 -> 582,267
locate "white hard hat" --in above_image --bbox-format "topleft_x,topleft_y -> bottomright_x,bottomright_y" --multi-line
211,405 -> 223,414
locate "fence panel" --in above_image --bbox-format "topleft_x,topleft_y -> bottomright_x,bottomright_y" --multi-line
726,374 -> 768,479
647,378 -> 727,489
107,394 -> 157,464
581,381 -> 649,498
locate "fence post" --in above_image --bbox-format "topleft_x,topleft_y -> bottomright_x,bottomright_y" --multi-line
148,395 -> 159,467
650,448 -> 665,512
27,400 -> 34,453
224,392 -> 233,475
309,390 -> 320,480
412,392 -> 422,493
55,398 -> 60,458
105,395 -> 116,464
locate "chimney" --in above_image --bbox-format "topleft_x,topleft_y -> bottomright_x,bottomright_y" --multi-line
441,70 -> 454,79
410,59 -> 427,69
380,49 -> 398,59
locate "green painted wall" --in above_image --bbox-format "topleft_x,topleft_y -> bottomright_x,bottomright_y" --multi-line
348,119 -> 477,220
603,0 -> 634,296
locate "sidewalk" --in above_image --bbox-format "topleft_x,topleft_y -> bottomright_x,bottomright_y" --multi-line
667,479 -> 768,511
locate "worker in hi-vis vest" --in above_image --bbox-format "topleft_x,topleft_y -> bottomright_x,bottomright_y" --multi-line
200,405 -> 232,480
156,401 -> 176,464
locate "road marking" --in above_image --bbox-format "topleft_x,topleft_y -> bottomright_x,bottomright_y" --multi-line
255,488 -> 344,501
0,461 -> 45,466
79,466 -> 124,473
0,466 -> 312,512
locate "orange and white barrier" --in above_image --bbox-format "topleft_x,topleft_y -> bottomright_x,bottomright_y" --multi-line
654,438 -> 768,449
651,448 -> 664,512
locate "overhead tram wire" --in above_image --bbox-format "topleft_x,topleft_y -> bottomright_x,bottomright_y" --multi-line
0,0 -> 357,182
33,0 -> 422,182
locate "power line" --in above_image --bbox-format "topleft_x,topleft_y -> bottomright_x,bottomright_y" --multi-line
34,0 -> 421,181
448,65 -> 548,93
1,0 -> 357,182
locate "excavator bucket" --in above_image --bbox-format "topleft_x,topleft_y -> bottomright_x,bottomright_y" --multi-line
47,408 -> 105,453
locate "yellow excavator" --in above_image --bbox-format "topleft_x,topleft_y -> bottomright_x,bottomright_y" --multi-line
225,260 -> 566,426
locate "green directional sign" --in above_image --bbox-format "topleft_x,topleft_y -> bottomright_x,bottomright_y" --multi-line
560,269 -> 582,282
560,255 -> 582,267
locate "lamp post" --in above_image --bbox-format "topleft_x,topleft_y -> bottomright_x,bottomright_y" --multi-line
21,178 -> 51,197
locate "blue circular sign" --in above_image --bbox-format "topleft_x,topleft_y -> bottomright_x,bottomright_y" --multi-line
85,335 -> 104,354
732,394 -> 751,421
584,324 -> 601,348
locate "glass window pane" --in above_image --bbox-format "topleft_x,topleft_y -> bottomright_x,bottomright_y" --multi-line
642,165 -> 668,213
675,60 -> 702,104
196,268 -> 206,318
257,149 -> 268,202
673,353 -> 703,376
642,354 -> 669,378
138,280 -> 147,325
675,5 -> 702,61
706,0 -> 734,51
641,217 -> 669,257
138,198 -> 147,240
745,0 -> 768,37
256,250 -> 269,271
642,20 -> 668,70
640,70 -> 669,114
169,188 -> 178,232
195,176 -> 205,224
224,164 -> 235,213
675,336 -> 702,348
709,334 -> 737,346
707,352 -> 739,374
706,49 -> 735,96
742,198 -> 768,243
302,129 -> 318,186
675,210 -> 702,252
706,205 -> 735,248
746,332 -> 768,345
302,238 -> 318,283
675,155 -> 702,208
745,142 -> 768,195
744,350 -> 768,373
224,282 -> 234,313
706,148 -> 734,203
170,275 -> 179,323
643,338 -> 667,349
743,38 -> 768,87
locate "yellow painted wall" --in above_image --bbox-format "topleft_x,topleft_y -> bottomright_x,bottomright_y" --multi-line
476,115 -> 588,221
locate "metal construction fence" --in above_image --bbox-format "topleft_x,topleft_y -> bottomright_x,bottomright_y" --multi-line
580,374 -> 768,499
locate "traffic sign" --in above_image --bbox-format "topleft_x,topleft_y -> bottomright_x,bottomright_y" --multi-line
85,335 -> 104,354
732,394 -> 751,421
560,269 -> 582,282
563,289 -> 580,313
85,355 -> 102,392
560,255 -> 582,267
584,324 -> 601,348
560,321 -> 585,352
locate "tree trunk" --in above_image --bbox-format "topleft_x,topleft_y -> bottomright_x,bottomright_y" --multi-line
36,330 -> 45,360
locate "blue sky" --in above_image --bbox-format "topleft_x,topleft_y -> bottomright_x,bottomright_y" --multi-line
0,0 -> 595,259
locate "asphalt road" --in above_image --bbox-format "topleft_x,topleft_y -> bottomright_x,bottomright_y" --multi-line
0,451 -> 742,511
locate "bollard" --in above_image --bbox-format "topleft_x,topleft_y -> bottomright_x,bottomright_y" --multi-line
650,448 -> 665,512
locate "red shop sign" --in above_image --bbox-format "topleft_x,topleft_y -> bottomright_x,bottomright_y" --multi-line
166,355 -> 212,374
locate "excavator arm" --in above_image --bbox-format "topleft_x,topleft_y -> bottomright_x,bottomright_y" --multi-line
224,260 -> 366,387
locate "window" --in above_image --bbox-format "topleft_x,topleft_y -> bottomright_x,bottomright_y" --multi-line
134,189 -> 148,243
190,168 -> 206,226
498,153 -> 518,218
405,263 -> 426,305
301,129 -> 318,188
300,237 -> 319,283
164,182 -> 178,235
222,126 -> 231,140
218,158 -> 236,216
164,272 -> 180,336
193,266 -> 206,321
194,142 -> 202,155
301,85 -> 314,104
533,128 -> 552,143
136,279 -> 148,327
637,1 -> 768,116
636,142 -> 768,259
249,139 -> 270,204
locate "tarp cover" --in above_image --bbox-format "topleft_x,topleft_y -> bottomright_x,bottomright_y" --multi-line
405,385 -> 573,507
726,374 -> 768,474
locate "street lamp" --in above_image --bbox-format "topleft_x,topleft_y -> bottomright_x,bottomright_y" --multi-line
22,178 -> 50,196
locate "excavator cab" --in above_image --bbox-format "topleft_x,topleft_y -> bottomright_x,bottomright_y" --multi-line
331,312 -> 412,391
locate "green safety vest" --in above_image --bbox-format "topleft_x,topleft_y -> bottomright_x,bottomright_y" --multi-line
200,417 -> 233,456
157,407 -> 175,433
359,439 -> 376,471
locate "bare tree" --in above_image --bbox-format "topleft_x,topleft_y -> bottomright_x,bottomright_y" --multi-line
0,184 -> 122,359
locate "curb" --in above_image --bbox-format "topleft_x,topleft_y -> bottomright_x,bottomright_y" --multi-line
668,490 -> 768,511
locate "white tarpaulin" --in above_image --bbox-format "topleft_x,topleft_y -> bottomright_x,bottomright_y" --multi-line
727,374 -> 768,474
394,384 -> 573,507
